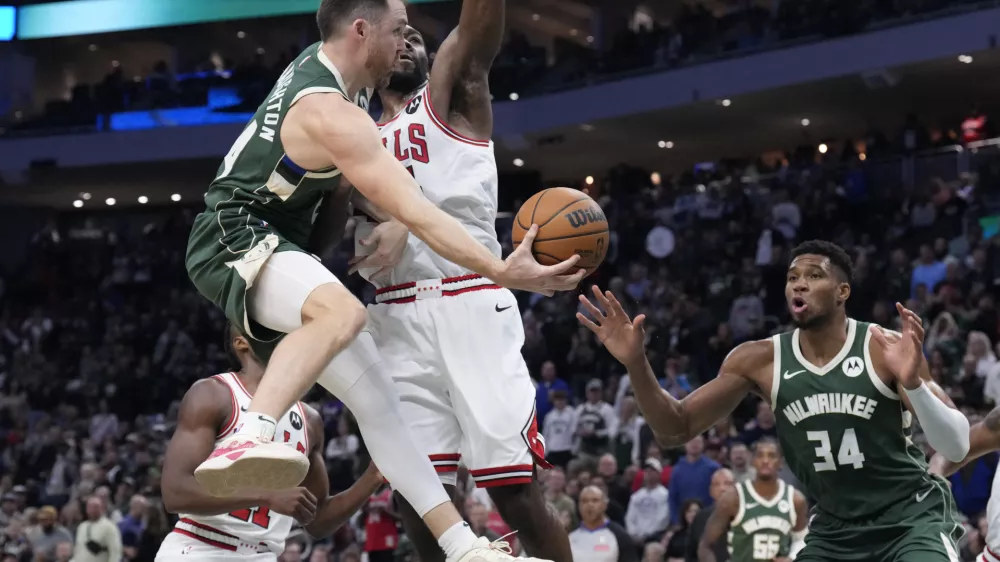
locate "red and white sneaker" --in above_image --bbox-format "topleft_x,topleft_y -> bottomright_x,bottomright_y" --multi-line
194,435 -> 309,497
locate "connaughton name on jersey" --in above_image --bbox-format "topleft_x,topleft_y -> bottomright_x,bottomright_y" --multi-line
781,393 -> 877,426
260,63 -> 296,143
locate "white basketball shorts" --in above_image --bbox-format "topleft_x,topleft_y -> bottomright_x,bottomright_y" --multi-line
155,530 -> 276,562
368,274 -> 548,488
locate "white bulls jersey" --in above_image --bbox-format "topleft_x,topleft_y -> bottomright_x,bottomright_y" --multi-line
172,372 -> 310,555
373,85 -> 501,286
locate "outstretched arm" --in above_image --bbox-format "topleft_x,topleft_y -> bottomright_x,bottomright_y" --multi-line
698,488 -> 738,562
289,94 -> 584,295
429,0 -> 505,137
577,286 -> 756,448
931,406 -> 1000,476
300,406 -> 384,538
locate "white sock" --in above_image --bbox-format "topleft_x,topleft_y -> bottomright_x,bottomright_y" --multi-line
438,521 -> 479,559
237,412 -> 277,442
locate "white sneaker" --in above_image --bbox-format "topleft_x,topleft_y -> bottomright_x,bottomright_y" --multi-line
447,535 -> 552,562
194,435 -> 309,497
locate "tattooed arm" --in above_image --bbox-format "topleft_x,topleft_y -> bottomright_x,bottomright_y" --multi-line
930,406 -> 997,477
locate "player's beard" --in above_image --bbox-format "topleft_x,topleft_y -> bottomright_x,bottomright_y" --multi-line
386,65 -> 428,96
792,308 -> 830,330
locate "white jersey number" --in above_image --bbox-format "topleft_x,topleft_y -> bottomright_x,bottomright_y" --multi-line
807,428 -> 866,471
217,120 -> 258,180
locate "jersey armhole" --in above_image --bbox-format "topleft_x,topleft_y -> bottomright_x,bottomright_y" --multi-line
732,483 -> 747,526
769,334 -> 781,410
212,374 -> 239,438
862,325 -> 901,400
290,86 -> 351,108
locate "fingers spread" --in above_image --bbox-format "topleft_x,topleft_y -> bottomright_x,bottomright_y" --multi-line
578,294 -> 605,320
577,312 -> 601,334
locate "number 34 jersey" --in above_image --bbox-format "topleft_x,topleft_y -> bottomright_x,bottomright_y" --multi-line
174,372 -> 310,554
771,319 -> 930,521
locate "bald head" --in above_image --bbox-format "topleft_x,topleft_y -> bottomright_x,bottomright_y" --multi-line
710,468 -> 735,501
578,485 -> 608,527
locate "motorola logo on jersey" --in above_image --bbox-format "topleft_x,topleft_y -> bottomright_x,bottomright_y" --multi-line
565,207 -> 607,229
842,357 -> 864,378
405,95 -> 423,114
289,410 -> 304,430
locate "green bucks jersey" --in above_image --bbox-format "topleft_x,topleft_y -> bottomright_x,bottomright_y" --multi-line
203,43 -> 372,249
772,318 -> 933,520
728,479 -> 796,562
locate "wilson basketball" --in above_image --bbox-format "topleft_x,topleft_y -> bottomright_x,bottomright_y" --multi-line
512,187 -> 609,274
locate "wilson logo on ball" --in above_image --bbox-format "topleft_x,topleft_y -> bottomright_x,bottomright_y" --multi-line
564,208 -> 607,228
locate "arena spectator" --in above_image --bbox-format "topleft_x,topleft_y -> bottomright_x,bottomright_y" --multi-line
574,379 -> 618,459
683,468 -> 735,562
569,486 -> 636,562
72,497 -> 121,562
543,389 -> 575,468
668,436 -> 719,526
727,443 -> 755,482
26,506 -> 72,562
364,488 -> 399,562
536,361 -> 570,426
543,467 -> 577,531
625,458 -> 670,549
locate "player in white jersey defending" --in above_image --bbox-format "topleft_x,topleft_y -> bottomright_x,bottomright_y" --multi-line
345,1 -> 572,560
931,406 -> 1000,562
157,324 -> 384,560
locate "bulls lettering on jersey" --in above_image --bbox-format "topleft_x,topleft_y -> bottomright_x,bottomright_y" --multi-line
374,86 -> 502,287
174,372 -> 310,554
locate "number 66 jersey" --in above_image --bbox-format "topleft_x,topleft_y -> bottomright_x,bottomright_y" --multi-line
162,372 -> 309,560
771,318 -> 942,521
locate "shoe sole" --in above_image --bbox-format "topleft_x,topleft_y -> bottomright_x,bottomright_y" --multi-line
195,454 -> 309,497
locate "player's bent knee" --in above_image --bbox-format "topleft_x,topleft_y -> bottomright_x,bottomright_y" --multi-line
301,282 -> 366,336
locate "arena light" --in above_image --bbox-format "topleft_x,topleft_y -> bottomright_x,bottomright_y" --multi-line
509,92 -> 519,101
138,195 -> 148,204
88,43 -> 96,51
651,172 -> 661,185
80,192 -> 92,200
959,54 -> 973,64
237,30 -> 245,39
73,200 -> 83,208
586,36 -> 594,43
171,193 -> 182,202
657,140 -> 675,149
859,153 -> 867,161
585,176 -> 594,185
721,99 -> 731,107
801,118 -> 811,127
513,158 -> 524,167
819,143 -> 828,154
105,197 -> 116,206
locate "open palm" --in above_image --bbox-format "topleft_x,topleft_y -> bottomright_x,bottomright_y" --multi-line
869,302 -> 925,389
577,286 -> 647,368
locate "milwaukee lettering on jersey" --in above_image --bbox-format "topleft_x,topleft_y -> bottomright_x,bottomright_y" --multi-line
782,393 -> 877,426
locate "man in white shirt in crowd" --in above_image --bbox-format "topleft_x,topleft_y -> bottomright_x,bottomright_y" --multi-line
727,443 -> 755,483
625,459 -> 669,549
574,379 -> 618,459
570,486 -> 637,562
73,496 -> 122,562
543,389 -> 576,468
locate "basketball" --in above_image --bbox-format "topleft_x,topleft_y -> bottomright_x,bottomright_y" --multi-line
512,187 -> 609,274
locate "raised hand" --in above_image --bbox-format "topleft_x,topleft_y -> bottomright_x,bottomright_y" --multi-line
576,286 -> 647,368
869,302 -> 925,391
498,225 -> 587,296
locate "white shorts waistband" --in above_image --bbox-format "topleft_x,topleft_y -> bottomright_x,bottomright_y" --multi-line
172,518 -> 270,555
984,546 -> 1000,562
375,274 -> 500,304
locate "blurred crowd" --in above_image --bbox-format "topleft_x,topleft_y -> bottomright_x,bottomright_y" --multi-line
0,123 -> 997,561
5,0 -> 991,133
